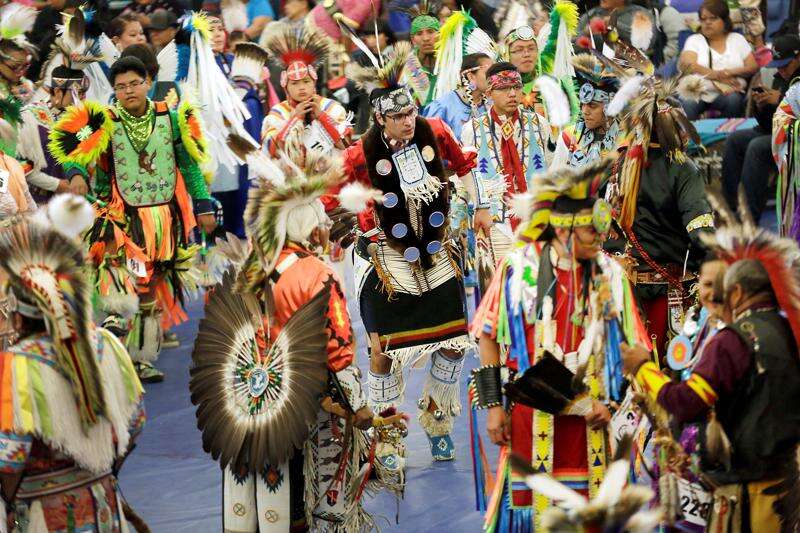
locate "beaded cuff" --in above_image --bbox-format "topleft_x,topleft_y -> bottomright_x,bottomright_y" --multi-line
471,365 -> 502,409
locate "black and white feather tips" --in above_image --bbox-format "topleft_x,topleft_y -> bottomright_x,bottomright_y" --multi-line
534,75 -> 571,128
190,270 -> 330,473
259,21 -> 332,69
346,41 -> 414,95
230,42 -> 269,84
512,455 -> 662,532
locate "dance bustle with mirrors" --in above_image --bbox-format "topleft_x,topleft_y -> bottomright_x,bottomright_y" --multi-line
190,138 -> 406,532
0,200 -> 146,532
324,37 -> 478,466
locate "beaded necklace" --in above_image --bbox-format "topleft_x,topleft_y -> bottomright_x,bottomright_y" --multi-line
115,99 -> 154,152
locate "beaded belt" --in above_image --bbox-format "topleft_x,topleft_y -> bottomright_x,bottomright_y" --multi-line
16,467 -> 112,499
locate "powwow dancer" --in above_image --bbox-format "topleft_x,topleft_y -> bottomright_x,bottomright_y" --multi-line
0,2 -> 37,159
470,157 -> 651,531
191,144 -> 404,532
603,63 -> 714,356
772,80 -> 800,242
261,23 -> 351,161
396,0 -> 441,110
49,56 -> 217,382
552,54 -> 621,169
17,9 -> 105,203
0,214 -> 145,532
463,62 -> 553,284
326,41 -> 477,462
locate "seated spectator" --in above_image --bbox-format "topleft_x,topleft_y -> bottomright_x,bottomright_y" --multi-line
121,0 -> 179,28
678,0 -> 758,119
653,0 -> 689,65
721,34 -> 800,221
278,0 -> 312,30
145,9 -> 178,53
243,0 -> 274,40
108,14 -> 148,52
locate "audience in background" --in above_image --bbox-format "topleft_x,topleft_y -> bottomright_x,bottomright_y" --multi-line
108,13 -> 148,51
678,0 -> 758,119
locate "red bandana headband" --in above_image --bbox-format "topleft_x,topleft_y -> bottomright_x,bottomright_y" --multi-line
487,70 -> 522,91
280,61 -> 318,87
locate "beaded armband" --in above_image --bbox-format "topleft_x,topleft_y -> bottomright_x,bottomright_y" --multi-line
470,365 -> 503,409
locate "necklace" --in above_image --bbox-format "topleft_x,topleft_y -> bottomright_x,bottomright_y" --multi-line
116,100 -> 154,152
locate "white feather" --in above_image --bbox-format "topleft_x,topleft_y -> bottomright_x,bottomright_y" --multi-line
606,76 -> 643,117
45,194 -> 96,239
97,33 -> 120,67
535,75 -> 571,128
509,191 -> 535,222
465,27 -> 499,60
157,40 -> 178,82
630,11 -> 654,52
344,28 -> 382,70
221,0 -> 249,32
525,473 -> 588,510
0,3 -> 37,38
338,182 -> 382,214
246,151 -> 286,187
593,459 -> 630,507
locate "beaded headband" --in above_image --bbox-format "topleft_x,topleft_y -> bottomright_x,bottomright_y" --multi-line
487,70 -> 522,91
374,87 -> 415,116
505,25 -> 536,46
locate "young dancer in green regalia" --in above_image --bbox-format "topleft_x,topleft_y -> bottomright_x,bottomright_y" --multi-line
49,56 -> 217,382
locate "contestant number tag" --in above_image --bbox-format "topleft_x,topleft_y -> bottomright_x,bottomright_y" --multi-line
0,168 -> 8,194
392,145 -> 426,187
677,477 -> 712,526
304,121 -> 335,153
127,257 -> 147,278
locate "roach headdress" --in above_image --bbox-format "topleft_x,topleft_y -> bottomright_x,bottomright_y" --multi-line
261,22 -> 331,88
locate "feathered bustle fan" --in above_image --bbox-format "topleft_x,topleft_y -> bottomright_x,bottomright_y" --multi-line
190,271 -> 330,473
260,22 -> 332,70
393,0 -> 441,20
0,218 -> 106,429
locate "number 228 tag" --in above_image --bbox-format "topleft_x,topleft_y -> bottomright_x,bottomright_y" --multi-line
0,168 -> 9,194
677,477 -> 712,526
127,257 -> 147,278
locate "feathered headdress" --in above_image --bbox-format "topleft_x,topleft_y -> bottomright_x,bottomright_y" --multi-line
539,0 -> 579,79
512,454 -> 662,531
432,10 -> 498,99
702,187 -> 800,350
260,22 -> 331,88
395,0 -> 442,35
514,155 -> 614,243
346,41 -> 418,116
610,73 -> 702,230
181,11 -> 256,173
42,8 -> 113,102
572,53 -> 619,105
0,2 -> 36,55
237,146 -> 344,292
0,217 -> 106,429
230,42 -> 269,85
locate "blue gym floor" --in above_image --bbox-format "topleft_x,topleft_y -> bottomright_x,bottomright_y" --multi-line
119,285 -> 488,532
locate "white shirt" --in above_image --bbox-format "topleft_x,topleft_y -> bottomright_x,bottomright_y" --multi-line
683,32 -> 753,100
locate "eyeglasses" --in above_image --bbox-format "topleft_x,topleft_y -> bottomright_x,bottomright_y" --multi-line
385,109 -> 418,123
113,79 -> 146,92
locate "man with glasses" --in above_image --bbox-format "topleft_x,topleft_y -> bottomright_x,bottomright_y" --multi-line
462,62 -> 552,276
49,56 -> 217,383
0,3 -> 37,159
325,43 -> 477,470
505,26 -> 543,112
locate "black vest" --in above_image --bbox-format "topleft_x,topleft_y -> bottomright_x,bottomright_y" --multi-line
704,308 -> 800,485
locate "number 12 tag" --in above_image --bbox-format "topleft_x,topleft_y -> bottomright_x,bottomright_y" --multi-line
127,257 -> 147,278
